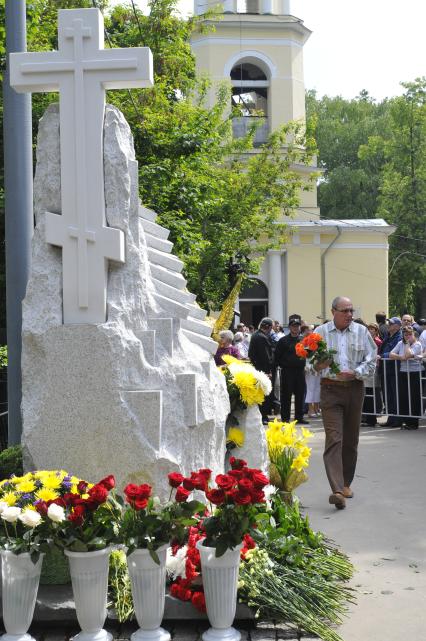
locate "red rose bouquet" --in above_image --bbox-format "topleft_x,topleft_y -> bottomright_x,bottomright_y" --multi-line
44,474 -> 121,552
120,477 -> 204,563
295,332 -> 340,374
191,457 -> 269,557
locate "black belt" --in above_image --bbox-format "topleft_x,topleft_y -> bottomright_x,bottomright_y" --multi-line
321,378 -> 360,387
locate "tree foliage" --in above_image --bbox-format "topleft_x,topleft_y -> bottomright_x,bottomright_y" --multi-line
0,0 -> 314,317
307,83 -> 426,317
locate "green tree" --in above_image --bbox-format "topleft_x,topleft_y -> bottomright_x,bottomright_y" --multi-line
1,0 -> 314,315
373,79 -> 426,315
306,89 -> 391,220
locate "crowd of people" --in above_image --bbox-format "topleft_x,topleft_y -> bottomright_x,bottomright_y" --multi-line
214,300 -> 426,509
214,311 -> 426,429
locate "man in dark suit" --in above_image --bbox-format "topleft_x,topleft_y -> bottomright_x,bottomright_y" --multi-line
248,317 -> 274,424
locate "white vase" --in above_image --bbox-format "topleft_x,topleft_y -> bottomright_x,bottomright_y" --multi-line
196,541 -> 242,641
65,548 -> 112,641
127,545 -> 170,641
0,550 -> 44,641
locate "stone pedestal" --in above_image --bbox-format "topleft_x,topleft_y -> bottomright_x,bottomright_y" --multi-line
21,104 -> 229,497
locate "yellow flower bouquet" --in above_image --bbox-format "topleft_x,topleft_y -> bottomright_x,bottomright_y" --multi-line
220,355 -> 272,411
265,420 -> 314,493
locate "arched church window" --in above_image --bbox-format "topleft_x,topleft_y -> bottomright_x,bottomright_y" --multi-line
238,279 -> 269,328
231,61 -> 269,145
239,279 -> 268,299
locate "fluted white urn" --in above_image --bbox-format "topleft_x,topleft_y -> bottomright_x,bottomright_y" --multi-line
127,544 -> 170,641
196,541 -> 242,641
0,550 -> 44,641
65,548 -> 112,641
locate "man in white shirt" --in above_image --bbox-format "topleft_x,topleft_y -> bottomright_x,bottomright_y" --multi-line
314,296 -> 377,510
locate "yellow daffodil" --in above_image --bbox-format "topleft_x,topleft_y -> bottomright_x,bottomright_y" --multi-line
301,427 -> 314,440
226,427 -> 245,447
291,454 -> 309,472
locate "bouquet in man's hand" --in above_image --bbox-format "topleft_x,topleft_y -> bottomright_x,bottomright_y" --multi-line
295,333 -> 340,374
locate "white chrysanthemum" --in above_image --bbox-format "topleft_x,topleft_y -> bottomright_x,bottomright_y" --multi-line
166,545 -> 188,579
1,506 -> 22,523
0,501 -> 9,515
19,509 -> 42,528
253,369 -> 272,395
228,362 -> 256,376
47,503 -> 66,523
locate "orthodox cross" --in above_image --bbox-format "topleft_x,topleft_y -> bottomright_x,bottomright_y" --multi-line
10,9 -> 153,323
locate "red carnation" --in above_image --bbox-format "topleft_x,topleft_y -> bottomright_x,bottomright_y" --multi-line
227,469 -> 243,480
134,497 -> 148,510
238,478 -> 254,492
137,484 -> 152,500
250,489 -> 266,503
186,547 -> 200,566
99,475 -> 115,490
233,490 -> 252,505
198,468 -> 212,481
168,472 -> 184,488
88,483 -> 109,504
215,474 -> 235,491
175,486 -> 190,503
35,500 -> 48,516
63,492 -> 81,506
190,472 -> 207,491
229,457 -> 247,470
52,497 -> 67,508
124,484 -> 140,500
185,558 -> 198,581
191,591 -> 206,612
250,470 -> 269,489
77,480 -> 88,494
182,477 -> 195,491
205,488 -> 226,505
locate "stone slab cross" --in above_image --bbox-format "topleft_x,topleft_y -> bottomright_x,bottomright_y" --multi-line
10,8 -> 153,324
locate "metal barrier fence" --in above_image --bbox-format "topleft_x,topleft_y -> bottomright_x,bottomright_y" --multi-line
363,357 -> 425,418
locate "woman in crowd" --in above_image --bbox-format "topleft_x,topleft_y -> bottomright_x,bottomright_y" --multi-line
389,326 -> 423,429
302,325 -> 321,418
362,323 -> 383,426
233,331 -> 249,359
214,330 -> 241,366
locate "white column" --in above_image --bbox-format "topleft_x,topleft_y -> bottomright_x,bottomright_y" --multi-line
223,0 -> 237,12
268,250 -> 284,322
261,0 -> 274,14
280,0 -> 291,15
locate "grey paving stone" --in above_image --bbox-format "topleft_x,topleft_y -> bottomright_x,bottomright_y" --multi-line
250,629 -> 277,641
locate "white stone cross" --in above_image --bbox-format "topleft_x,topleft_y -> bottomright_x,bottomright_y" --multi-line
10,8 -> 153,324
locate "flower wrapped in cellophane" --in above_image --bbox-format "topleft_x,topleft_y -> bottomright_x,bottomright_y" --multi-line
265,420 -> 314,492
295,332 -> 340,375
220,354 -> 272,411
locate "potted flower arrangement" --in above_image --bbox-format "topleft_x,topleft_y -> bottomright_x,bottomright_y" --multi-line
185,458 -> 269,641
120,477 -> 204,641
0,469 -> 116,641
265,419 -> 314,503
45,473 -> 121,641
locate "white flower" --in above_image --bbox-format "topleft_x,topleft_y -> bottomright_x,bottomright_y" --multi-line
0,501 -> 10,515
253,370 -> 272,395
166,545 -> 188,579
19,509 -> 42,528
1,506 -> 22,523
47,503 -> 66,523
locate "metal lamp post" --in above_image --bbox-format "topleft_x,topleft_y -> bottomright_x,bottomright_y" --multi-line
3,0 -> 34,444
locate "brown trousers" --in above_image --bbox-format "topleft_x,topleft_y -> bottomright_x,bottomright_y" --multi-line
320,379 -> 365,493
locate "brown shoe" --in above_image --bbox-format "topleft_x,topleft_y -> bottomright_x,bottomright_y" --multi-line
343,486 -> 354,498
329,492 -> 346,509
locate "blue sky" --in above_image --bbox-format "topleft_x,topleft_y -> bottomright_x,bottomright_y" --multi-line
109,0 -> 426,100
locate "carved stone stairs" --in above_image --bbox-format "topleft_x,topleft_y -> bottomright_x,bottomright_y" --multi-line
139,204 -> 217,355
